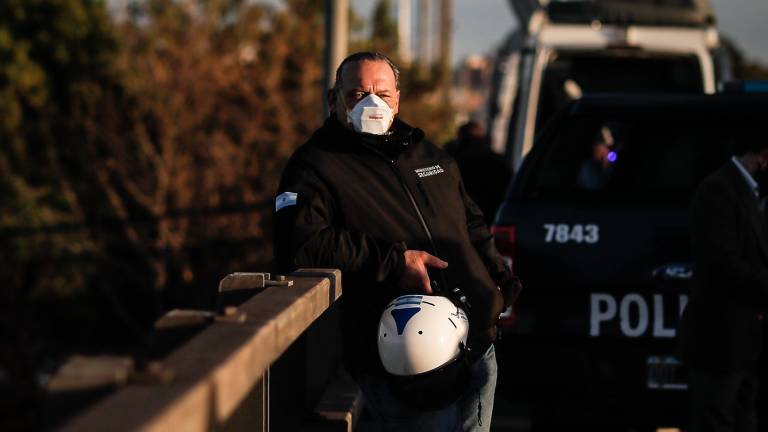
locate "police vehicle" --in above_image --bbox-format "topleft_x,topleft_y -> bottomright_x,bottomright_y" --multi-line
491,93 -> 768,429
489,0 -> 731,170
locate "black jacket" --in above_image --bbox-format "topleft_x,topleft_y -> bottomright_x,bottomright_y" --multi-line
273,117 -> 522,376
677,161 -> 768,371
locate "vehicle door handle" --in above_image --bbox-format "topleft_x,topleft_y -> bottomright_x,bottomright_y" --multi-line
652,263 -> 693,281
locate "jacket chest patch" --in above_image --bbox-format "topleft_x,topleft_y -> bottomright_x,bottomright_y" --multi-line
414,164 -> 444,178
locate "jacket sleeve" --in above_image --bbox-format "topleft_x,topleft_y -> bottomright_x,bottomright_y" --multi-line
272,156 -> 406,291
691,180 -> 768,305
459,176 -> 522,308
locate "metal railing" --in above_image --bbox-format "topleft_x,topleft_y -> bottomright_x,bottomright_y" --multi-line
62,268 -> 348,431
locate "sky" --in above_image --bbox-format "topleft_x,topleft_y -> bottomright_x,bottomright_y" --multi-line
708,0 -> 768,63
351,0 -> 768,66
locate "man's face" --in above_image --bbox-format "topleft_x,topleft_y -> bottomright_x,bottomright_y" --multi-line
329,60 -> 400,130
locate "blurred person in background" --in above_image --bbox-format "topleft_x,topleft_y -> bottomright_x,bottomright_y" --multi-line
678,139 -> 768,432
273,52 -> 521,431
445,121 -> 511,225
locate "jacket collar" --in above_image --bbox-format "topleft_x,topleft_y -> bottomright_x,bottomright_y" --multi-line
722,161 -> 768,261
730,156 -> 760,198
318,116 -> 425,157
723,160 -> 760,204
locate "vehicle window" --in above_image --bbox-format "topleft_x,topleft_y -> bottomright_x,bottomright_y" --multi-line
526,115 -> 744,204
536,52 -> 704,133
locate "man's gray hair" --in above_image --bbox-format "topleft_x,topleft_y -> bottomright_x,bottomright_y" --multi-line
333,52 -> 400,91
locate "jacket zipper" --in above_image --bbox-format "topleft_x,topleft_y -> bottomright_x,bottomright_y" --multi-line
415,178 -> 432,208
389,159 -> 451,293
394,161 -> 436,249
358,141 -> 450,292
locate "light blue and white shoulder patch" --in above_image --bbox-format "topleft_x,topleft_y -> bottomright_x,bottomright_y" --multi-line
275,192 -> 298,212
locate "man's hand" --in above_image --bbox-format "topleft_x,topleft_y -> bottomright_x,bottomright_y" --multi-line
399,250 -> 448,294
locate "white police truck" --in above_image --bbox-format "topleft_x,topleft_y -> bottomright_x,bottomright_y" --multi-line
488,0 -> 730,170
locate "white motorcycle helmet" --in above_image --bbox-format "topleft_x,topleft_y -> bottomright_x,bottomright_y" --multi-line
377,294 -> 471,409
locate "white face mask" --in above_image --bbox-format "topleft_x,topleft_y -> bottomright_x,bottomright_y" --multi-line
343,93 -> 394,135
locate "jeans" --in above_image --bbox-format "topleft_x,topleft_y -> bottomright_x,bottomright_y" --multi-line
356,344 -> 497,432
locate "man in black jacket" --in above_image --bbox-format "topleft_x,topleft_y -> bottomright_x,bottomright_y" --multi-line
678,141 -> 768,432
273,52 -> 521,431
